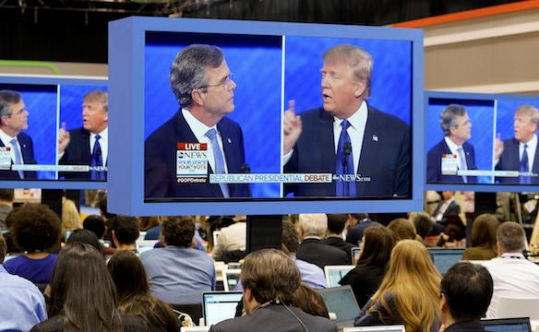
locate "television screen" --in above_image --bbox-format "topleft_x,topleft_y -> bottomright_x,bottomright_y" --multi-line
426,91 -> 539,192
0,76 -> 108,189
108,17 -> 424,215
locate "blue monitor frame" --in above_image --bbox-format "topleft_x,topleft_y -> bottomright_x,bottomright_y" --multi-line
108,17 -> 424,215
0,75 -> 108,189
425,90 -> 539,193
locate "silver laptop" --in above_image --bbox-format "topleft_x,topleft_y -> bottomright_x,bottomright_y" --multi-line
344,326 -> 406,332
324,265 -> 355,287
202,291 -> 243,326
319,285 -> 360,331
222,269 -> 241,292
427,248 -> 465,275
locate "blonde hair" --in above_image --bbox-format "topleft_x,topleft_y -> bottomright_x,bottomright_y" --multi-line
62,198 -> 82,237
369,240 -> 441,332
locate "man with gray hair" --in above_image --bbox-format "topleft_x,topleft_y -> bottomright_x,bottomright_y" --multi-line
483,221 -> 539,318
283,44 -> 410,198
296,213 -> 348,269
495,105 -> 539,184
145,44 -> 250,198
427,104 -> 477,184
0,90 -> 37,179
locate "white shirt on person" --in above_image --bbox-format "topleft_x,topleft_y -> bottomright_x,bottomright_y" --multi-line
483,252 -> 539,318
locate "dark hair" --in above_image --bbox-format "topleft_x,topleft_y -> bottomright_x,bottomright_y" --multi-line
0,232 -> 6,263
387,218 -> 416,242
349,213 -> 369,220
290,284 -> 329,318
83,214 -> 106,239
111,215 -> 140,245
0,189 -> 14,202
282,221 -> 300,253
411,212 -> 432,239
241,249 -> 301,305
326,214 -> 347,234
107,250 -> 179,331
441,262 -> 493,321
66,229 -> 104,258
8,203 -> 61,252
358,226 -> 395,267
162,216 -> 195,247
48,242 -> 123,331
98,193 -> 117,220
470,214 -> 500,251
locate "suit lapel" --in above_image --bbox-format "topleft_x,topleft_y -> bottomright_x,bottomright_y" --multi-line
319,110 -> 336,173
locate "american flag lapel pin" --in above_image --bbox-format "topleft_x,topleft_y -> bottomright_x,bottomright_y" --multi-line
227,138 -> 232,144
372,135 -> 379,142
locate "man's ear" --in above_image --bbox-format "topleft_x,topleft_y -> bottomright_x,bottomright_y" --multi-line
191,89 -> 204,106
354,80 -> 367,98
440,293 -> 448,313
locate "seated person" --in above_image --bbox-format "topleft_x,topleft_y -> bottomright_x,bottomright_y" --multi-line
0,233 -> 47,331
110,215 -> 140,253
83,214 -> 116,255
462,214 -> 499,261
4,204 -> 61,284
139,216 -> 215,304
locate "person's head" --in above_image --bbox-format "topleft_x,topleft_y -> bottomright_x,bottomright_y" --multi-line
8,203 -> 61,252
161,216 -> 195,248
290,284 -> 329,318
440,104 -> 471,145
372,239 -> 441,332
514,105 -> 539,143
62,198 -> 81,238
0,232 -> 6,264
321,44 -> 372,119
0,90 -> 29,137
440,262 -> 493,324
110,215 -> 140,248
326,214 -> 347,235
170,44 -> 235,124
496,221 -> 527,255
0,189 -> 14,203
387,218 -> 416,242
282,220 -> 300,254
346,213 -> 369,229
83,214 -> 107,239
98,192 -> 117,221
410,212 -> 433,240
66,229 -> 104,258
241,249 -> 301,314
470,214 -> 500,250
298,214 -> 327,239
108,250 -> 149,301
82,90 -> 108,134
441,191 -> 455,201
357,226 -> 395,267
138,216 -> 164,232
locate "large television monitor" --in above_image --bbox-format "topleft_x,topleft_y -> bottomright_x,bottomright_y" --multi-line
426,90 -> 539,193
0,75 -> 108,189
108,17 -> 424,215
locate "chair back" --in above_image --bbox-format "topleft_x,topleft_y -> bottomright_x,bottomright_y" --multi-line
496,297 -> 539,320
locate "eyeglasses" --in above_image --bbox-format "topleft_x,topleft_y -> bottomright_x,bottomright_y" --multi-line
201,73 -> 233,90
6,108 -> 28,117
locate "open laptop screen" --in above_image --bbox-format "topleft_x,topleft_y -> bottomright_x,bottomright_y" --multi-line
319,285 -> 360,330
344,326 -> 406,332
202,291 -> 243,327
428,248 -> 465,275
324,265 -> 355,288
481,317 -> 531,332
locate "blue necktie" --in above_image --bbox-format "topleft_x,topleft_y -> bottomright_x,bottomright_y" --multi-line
91,134 -> 104,180
520,144 -> 530,184
335,120 -> 356,196
457,147 -> 468,183
206,129 -> 230,198
10,138 -> 24,179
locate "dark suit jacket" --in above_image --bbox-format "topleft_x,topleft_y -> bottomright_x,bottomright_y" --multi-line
432,200 -> 461,226
209,304 -> 337,332
144,110 -> 250,199
296,238 -> 349,269
496,138 -> 539,184
284,105 -> 410,197
444,320 -> 486,332
322,236 -> 356,264
427,139 -> 477,183
59,127 -> 107,180
0,132 -> 37,179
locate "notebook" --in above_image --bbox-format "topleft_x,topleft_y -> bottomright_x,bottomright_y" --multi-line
202,291 -> 243,326
318,285 -> 360,331
344,326 -> 406,332
324,265 -> 355,288
427,248 -> 465,274
222,269 -> 241,292
481,317 -> 532,332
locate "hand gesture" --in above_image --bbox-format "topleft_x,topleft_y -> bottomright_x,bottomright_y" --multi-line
494,133 -> 504,161
283,100 -> 302,155
58,122 -> 71,154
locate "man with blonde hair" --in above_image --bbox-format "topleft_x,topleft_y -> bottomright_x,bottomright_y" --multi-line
296,213 -> 348,269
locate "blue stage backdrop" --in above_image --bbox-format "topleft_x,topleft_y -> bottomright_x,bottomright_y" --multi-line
284,36 -> 412,125
426,98 -> 495,184
144,33 -> 282,198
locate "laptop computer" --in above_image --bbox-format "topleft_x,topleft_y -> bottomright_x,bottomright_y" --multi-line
481,317 -> 532,332
318,285 -> 360,331
427,248 -> 465,274
344,326 -> 406,332
351,247 -> 361,263
202,291 -> 243,327
136,240 -> 158,254
324,265 -> 355,288
222,269 -> 241,292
